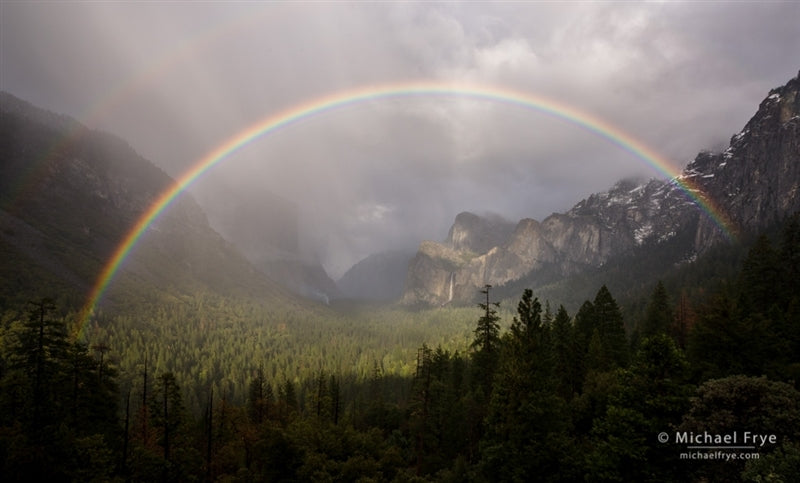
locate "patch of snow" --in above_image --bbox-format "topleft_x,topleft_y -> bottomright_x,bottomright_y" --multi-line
634,223 -> 654,245
658,231 -> 677,243
608,193 -> 634,205
767,92 -> 781,101
732,129 -> 749,142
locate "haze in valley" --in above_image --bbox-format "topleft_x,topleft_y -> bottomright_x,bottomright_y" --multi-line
2,1 -> 798,277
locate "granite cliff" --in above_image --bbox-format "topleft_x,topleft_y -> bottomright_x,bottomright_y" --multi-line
402,71 -> 800,306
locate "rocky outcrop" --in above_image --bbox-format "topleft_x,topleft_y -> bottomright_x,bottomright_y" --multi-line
402,241 -> 466,305
402,71 -> 800,306
685,70 -> 800,249
402,179 -> 680,306
447,212 -> 515,253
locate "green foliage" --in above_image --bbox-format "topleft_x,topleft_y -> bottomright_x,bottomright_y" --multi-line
587,335 -> 693,482
480,290 -> 577,482
2,217 -> 800,480
592,285 -> 629,369
640,281 -> 674,340
680,375 -> 800,482
742,441 -> 800,483
687,217 -> 800,383
471,284 -> 502,399
0,300 -> 121,481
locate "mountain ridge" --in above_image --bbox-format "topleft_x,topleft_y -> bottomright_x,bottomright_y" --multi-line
401,70 -> 800,306
0,91 -> 303,311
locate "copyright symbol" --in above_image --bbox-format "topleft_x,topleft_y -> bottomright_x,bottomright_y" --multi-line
658,432 -> 670,443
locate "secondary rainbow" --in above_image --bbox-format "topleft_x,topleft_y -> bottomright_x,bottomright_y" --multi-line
75,80 -> 737,337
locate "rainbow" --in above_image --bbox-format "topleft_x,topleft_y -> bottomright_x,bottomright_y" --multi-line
75,80 -> 737,337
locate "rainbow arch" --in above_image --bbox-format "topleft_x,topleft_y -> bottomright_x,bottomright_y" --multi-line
75,80 -> 737,338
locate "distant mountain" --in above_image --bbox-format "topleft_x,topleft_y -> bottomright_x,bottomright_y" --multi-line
337,250 -> 413,301
199,181 -> 341,302
402,70 -> 800,306
0,91 -> 301,310
258,258 -> 341,304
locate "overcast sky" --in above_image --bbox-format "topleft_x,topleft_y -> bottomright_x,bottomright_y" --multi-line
2,2 -> 799,277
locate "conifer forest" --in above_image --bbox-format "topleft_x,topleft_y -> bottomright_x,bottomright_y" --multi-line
1,216 -> 799,482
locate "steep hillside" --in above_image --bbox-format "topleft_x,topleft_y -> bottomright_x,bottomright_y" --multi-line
0,92 -> 297,311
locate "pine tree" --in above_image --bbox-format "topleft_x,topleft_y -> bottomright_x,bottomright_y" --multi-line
472,285 -> 501,355
741,234 -> 780,314
574,300 -> 596,353
641,281 -> 674,339
329,374 -> 340,425
247,366 -> 268,424
480,289 -> 573,481
15,298 -> 67,432
150,371 -> 186,479
551,304 -> 580,399
778,213 -> 800,307
471,285 -> 501,397
593,285 -> 629,369
509,288 -> 543,344
671,291 -> 694,350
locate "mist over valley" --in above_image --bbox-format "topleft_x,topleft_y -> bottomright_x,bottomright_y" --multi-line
2,3 -> 800,481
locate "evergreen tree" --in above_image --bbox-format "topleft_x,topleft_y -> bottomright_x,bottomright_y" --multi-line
687,291 -> 774,380
574,300 -> 596,353
551,305 -> 581,399
14,298 -> 67,432
411,344 -> 433,474
587,334 -> 693,482
680,375 -> 800,482
481,290 -> 576,481
510,288 -> 544,343
0,301 -> 121,481
641,281 -> 674,339
592,285 -> 629,369
278,378 -> 298,422
671,291 -> 694,350
329,374 -> 341,425
778,213 -> 800,307
149,371 -> 190,481
471,284 -> 501,397
472,285 -> 502,355
740,234 -> 780,314
247,365 -> 269,424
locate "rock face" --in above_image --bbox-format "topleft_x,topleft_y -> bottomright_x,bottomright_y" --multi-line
447,212 -> 515,254
687,72 -> 800,248
402,71 -> 800,306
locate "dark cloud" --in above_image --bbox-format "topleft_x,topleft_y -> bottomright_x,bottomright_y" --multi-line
2,2 -> 798,277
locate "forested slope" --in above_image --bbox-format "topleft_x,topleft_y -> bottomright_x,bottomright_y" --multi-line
2,216 -> 798,481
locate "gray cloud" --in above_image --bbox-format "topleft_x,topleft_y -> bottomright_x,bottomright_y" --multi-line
2,2 -> 799,277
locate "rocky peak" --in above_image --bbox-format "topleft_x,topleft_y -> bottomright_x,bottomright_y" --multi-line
446,211 -> 515,253
402,71 -> 800,306
686,70 -> 800,237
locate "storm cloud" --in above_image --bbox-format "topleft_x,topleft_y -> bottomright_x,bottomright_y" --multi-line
2,2 -> 798,277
